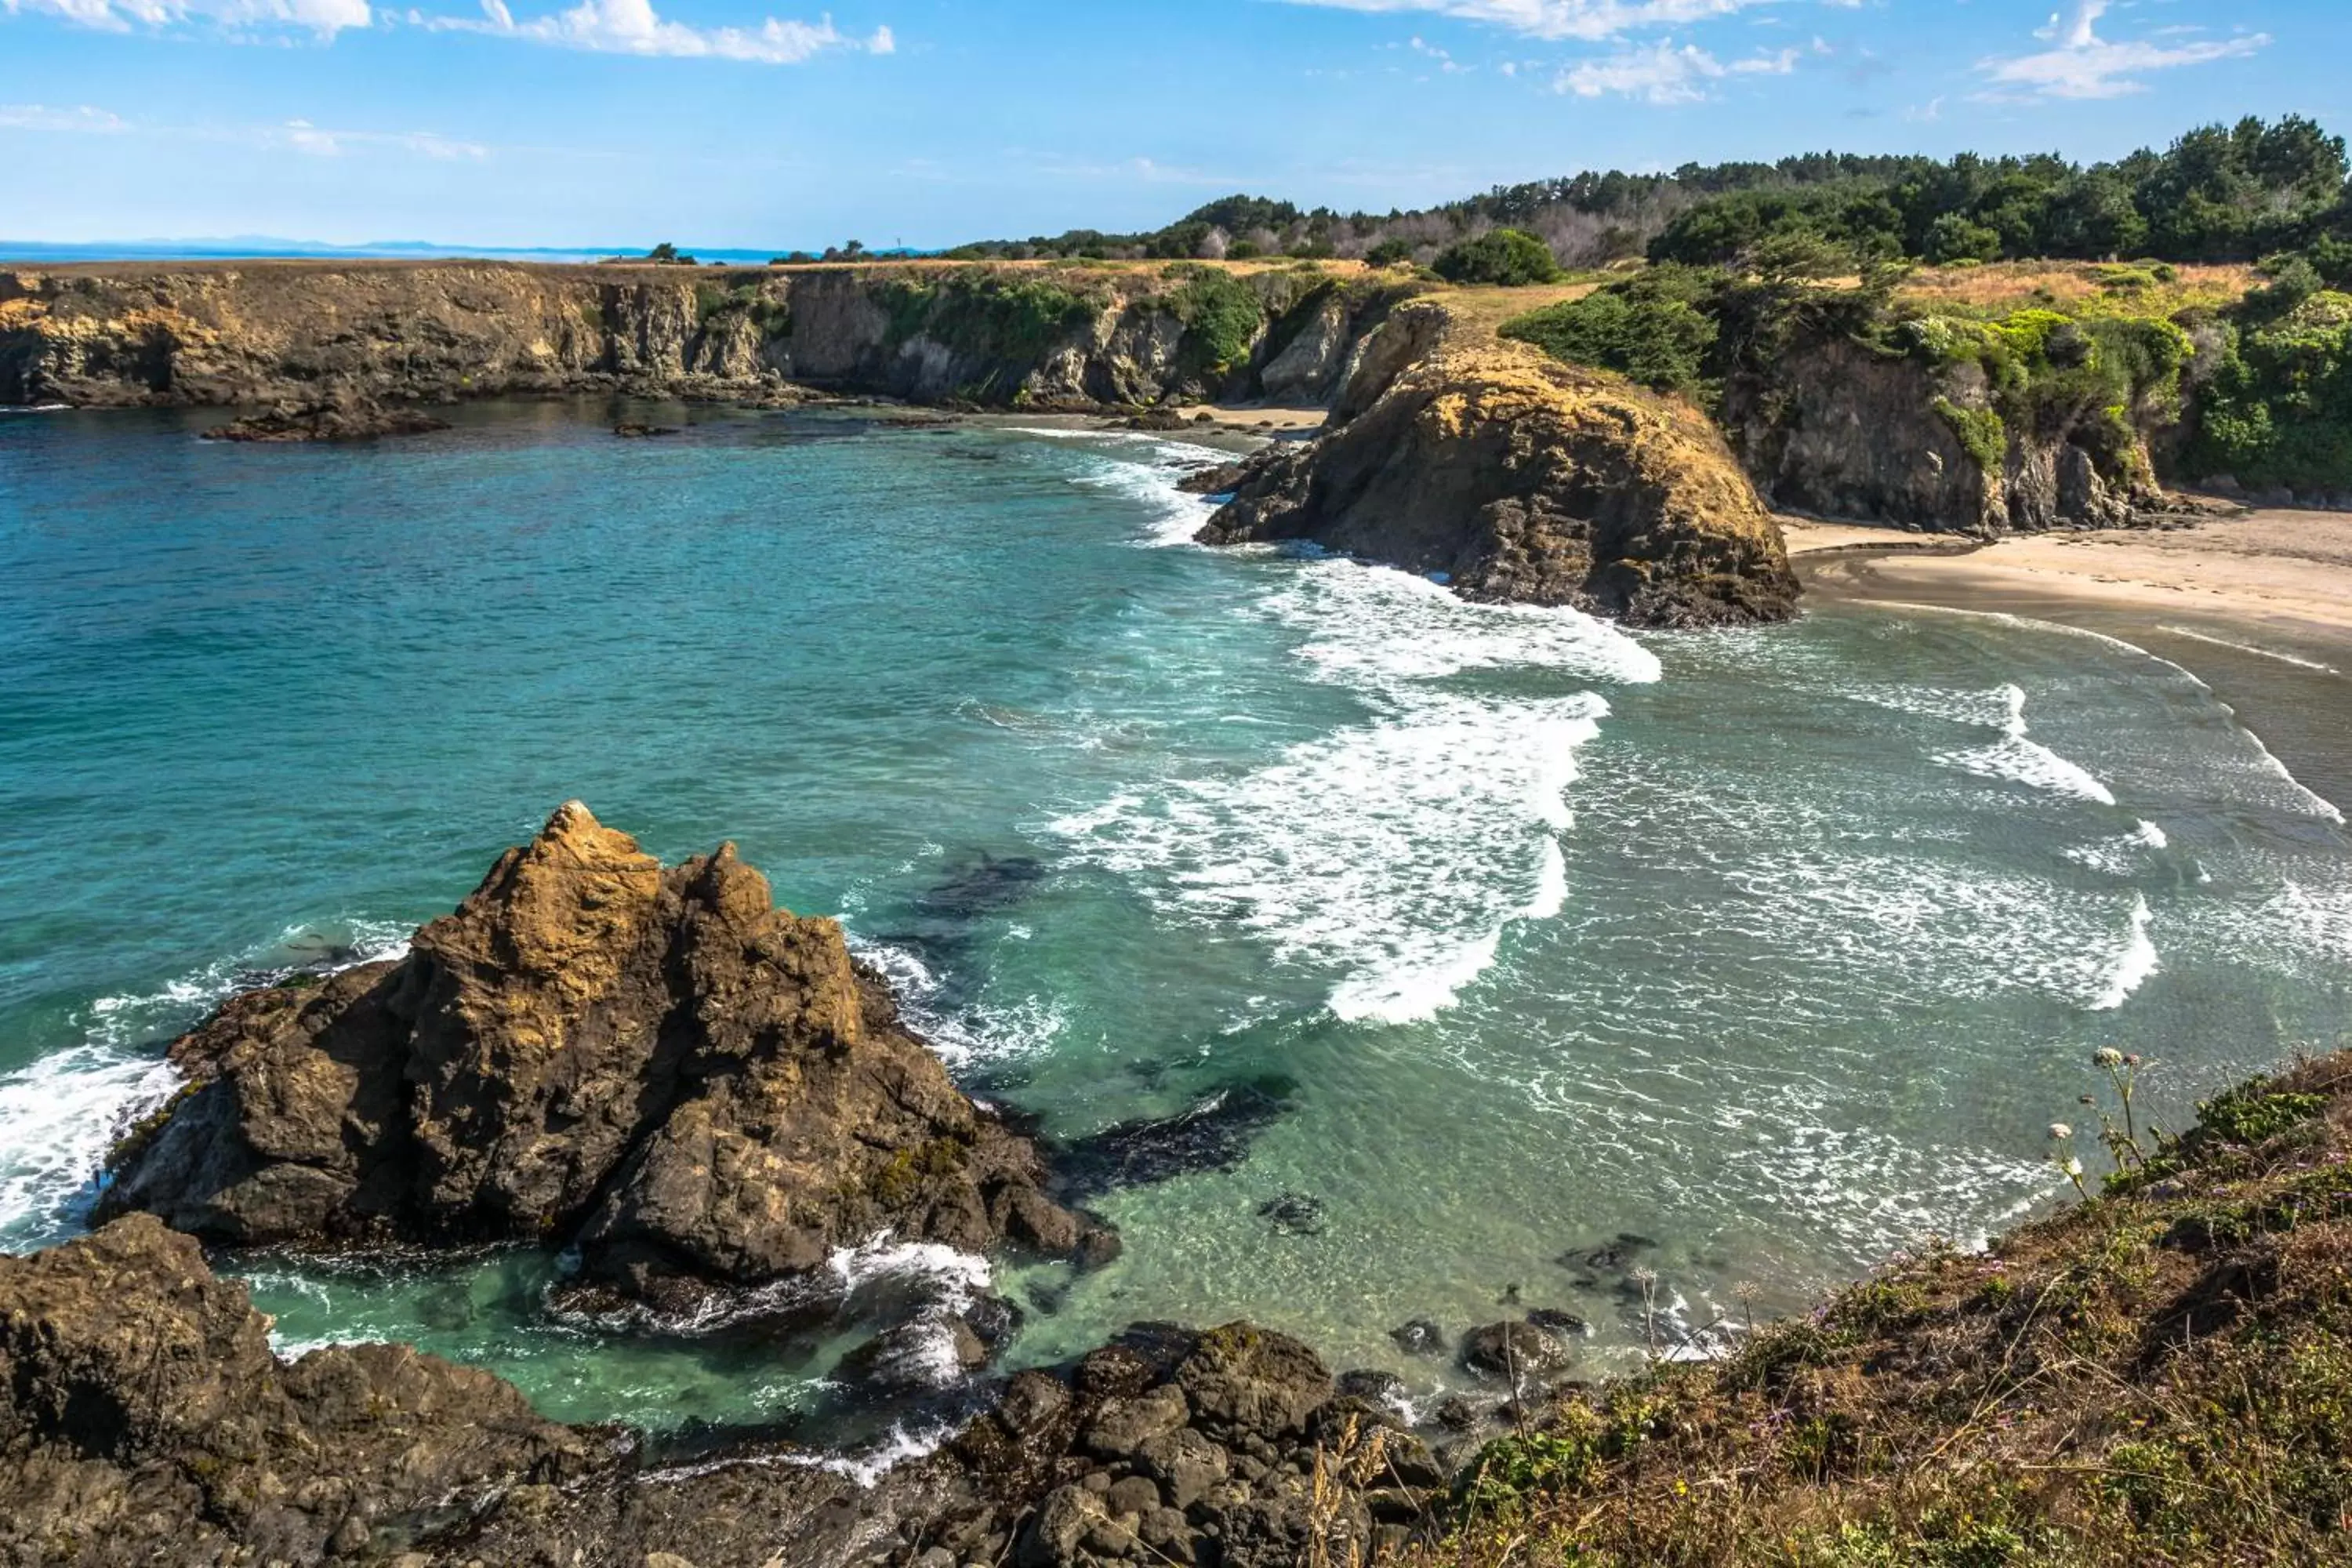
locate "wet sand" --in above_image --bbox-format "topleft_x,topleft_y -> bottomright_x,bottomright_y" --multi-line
1788,511 -> 2352,815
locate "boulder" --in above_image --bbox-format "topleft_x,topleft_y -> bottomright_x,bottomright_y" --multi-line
101,802 -> 1111,1319
1462,1320 -> 1574,1380
1173,1323 -> 1334,1440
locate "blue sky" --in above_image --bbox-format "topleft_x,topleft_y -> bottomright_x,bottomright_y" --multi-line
1,0 -> 2342,248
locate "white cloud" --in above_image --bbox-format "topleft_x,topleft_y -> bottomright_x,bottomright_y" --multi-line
1980,0 -> 2267,100
0,100 -> 488,157
0,0 -> 369,38
1555,35 -> 1794,102
0,102 -> 132,132
426,0 -> 883,63
270,118 -> 487,156
1276,0 -> 1809,43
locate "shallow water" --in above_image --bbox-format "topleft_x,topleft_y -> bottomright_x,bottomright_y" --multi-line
3,401 -> 2347,1435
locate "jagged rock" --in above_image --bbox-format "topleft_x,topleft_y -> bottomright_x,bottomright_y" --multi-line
1135,1428 -> 1231,1510
1721,334 -> 2159,535
1260,294 -> 1351,403
205,397 -> 450,442
1080,1382 -> 1190,1460
100,802 -> 1110,1319
1198,299 -> 1799,627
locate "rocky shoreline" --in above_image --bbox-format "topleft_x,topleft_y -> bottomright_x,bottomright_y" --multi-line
2,804 -> 1587,1567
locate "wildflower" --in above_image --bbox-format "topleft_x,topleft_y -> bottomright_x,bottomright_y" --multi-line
2063,1156 -> 2084,1178
2094,1047 -> 2125,1068
2124,1054 -> 2142,1067
2049,1123 -> 2073,1141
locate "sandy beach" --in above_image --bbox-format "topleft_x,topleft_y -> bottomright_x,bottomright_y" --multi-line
1789,509 -> 2352,813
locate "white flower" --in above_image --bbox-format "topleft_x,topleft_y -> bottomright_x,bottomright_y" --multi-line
2049,1123 -> 2073,1141
2063,1156 -> 2085,1178
2094,1047 -> 2125,1068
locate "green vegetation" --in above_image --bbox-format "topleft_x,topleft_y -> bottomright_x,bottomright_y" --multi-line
1163,263 -> 1265,378
1403,1050 -> 2352,1567
1500,266 -> 1718,397
2183,264 -> 2352,492
1933,397 -> 2007,473
941,116 -> 2348,287
872,268 -> 1104,364
1432,228 -> 1563,287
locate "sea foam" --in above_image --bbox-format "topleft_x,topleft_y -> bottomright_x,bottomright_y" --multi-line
1052,555 -> 1654,1025
1933,684 -> 2117,805
0,920 -> 412,1247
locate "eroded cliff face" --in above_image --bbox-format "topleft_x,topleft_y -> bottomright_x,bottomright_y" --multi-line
1720,335 -> 2162,536
0,260 -> 1407,412
1198,300 -> 1801,627
100,801 -> 1110,1320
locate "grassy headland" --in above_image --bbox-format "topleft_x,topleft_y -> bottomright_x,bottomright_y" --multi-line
1402,1051 -> 2352,1567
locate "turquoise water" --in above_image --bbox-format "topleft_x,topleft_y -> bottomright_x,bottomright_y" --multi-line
3,401 -> 2349,1440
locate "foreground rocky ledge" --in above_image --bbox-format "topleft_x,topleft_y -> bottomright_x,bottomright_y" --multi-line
1192,300 -> 1800,627
0,1215 -> 1433,1567
17,1048 -> 2352,1565
100,802 -> 1110,1321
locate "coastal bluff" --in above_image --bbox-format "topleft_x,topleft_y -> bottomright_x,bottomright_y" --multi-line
0,258 -> 1409,411
99,801 -> 1112,1320
1195,298 -> 1801,627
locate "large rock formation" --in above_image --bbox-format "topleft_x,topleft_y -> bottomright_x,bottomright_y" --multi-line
99,802 -> 1109,1318
1197,299 -> 1800,627
0,1219 -> 1440,1567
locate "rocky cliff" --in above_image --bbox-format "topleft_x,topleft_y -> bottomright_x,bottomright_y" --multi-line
1719,319 -> 2177,537
1196,299 -> 1800,626
100,801 -> 1109,1321
0,260 -> 1408,412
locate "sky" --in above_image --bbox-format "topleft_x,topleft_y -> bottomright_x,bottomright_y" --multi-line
1,0 -> 2343,249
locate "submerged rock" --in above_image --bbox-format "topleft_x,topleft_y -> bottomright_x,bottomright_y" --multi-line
100,801 -> 1111,1320
1462,1319 -> 1574,1381
205,396 -> 452,442
1196,298 -> 1799,628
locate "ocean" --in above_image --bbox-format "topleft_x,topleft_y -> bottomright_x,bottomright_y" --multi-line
3,400 -> 2347,1446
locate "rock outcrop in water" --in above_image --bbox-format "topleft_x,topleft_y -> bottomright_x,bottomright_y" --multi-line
1196,299 -> 1800,627
203,393 -> 452,442
0,1218 -> 1442,1566
99,802 -> 1111,1319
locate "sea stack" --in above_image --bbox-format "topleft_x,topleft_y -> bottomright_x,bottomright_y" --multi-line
1196,298 -> 1802,629
100,801 -> 1113,1319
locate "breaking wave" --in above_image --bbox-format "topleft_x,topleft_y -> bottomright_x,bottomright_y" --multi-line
0,920 -> 412,1247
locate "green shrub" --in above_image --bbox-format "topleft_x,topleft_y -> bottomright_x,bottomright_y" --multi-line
873,269 -> 1102,362
1166,265 -> 1265,377
2183,289 -> 2352,489
1364,238 -> 1416,268
1433,227 -> 1562,286
1500,267 -> 1718,397
1933,398 -> 2009,471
